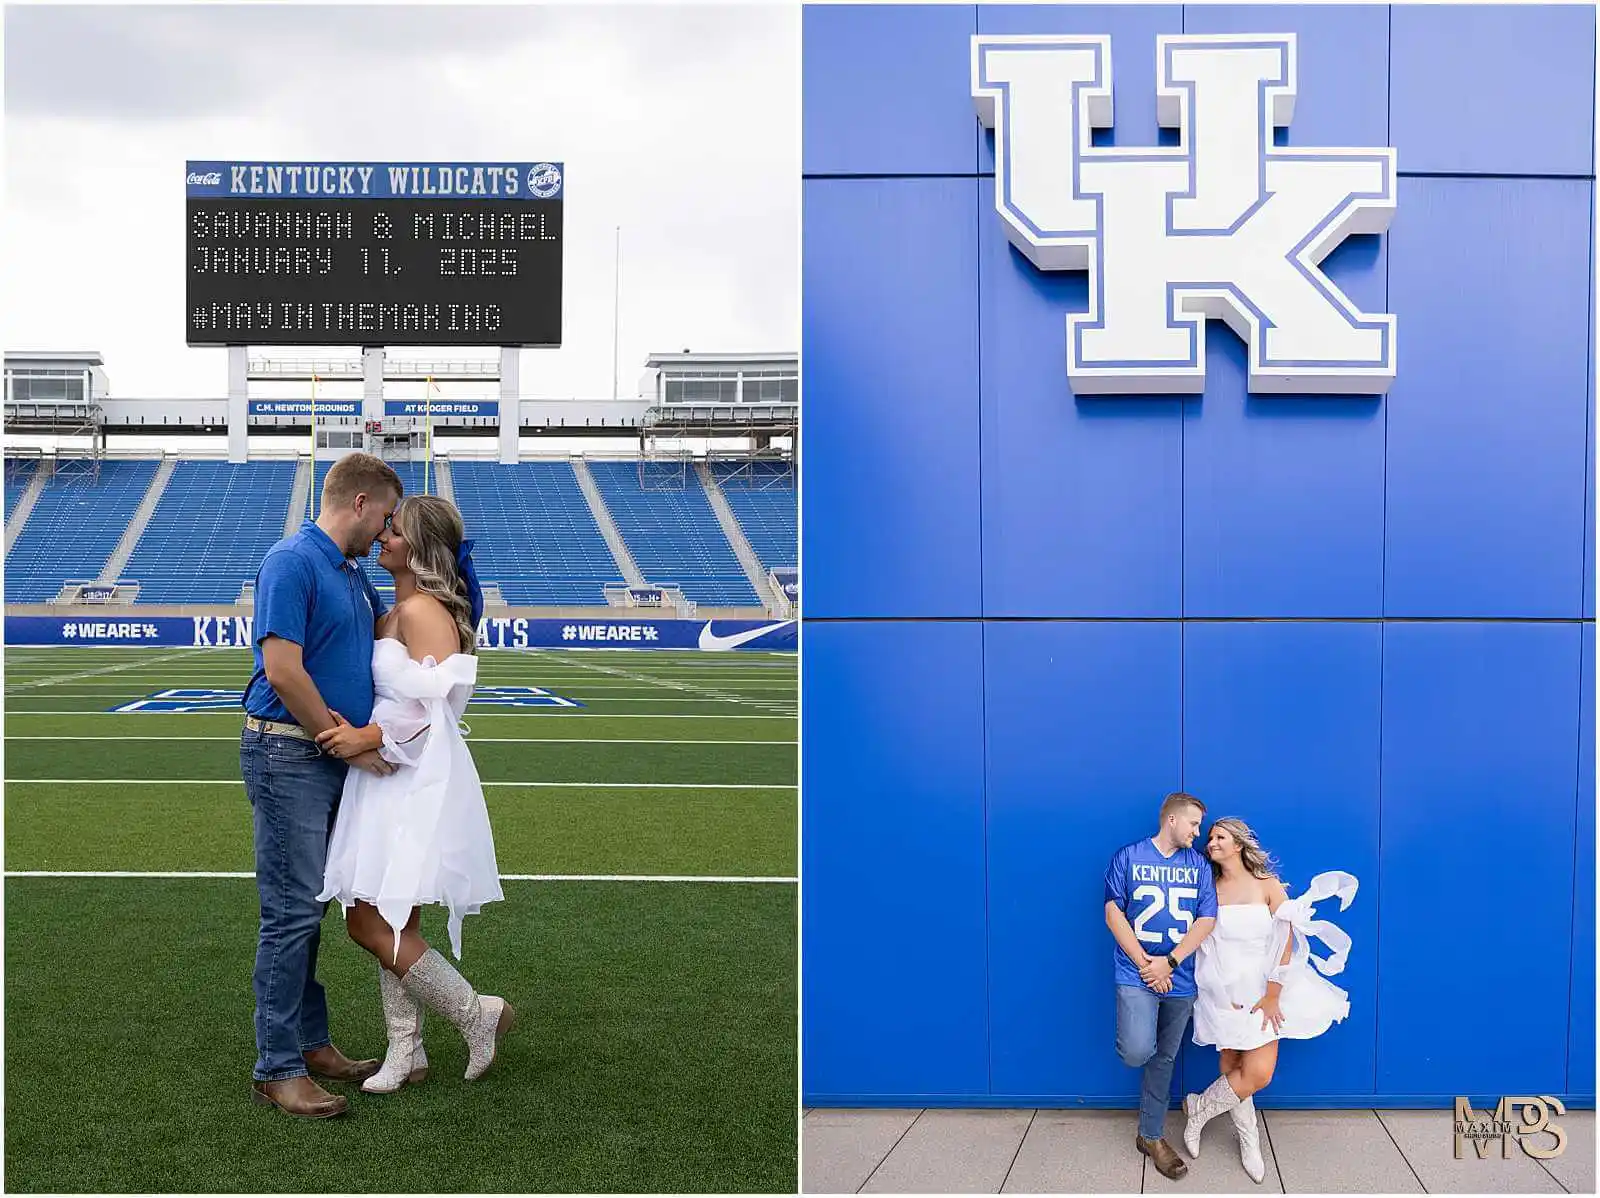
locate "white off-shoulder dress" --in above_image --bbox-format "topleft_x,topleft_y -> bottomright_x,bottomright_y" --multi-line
319,637 -> 503,961
1191,871 -> 1358,1051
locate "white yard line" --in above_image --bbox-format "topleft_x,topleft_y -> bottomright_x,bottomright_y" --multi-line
3,710 -> 794,720
6,870 -> 795,883
16,690 -> 782,705
11,778 -> 796,790
2,648 -> 214,693
5,735 -> 797,745
18,681 -> 797,692
521,647 -> 797,716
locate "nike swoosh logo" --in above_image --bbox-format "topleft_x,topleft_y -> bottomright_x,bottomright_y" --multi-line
698,620 -> 795,652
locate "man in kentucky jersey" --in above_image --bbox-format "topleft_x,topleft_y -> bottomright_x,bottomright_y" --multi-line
1104,792 -> 1219,1180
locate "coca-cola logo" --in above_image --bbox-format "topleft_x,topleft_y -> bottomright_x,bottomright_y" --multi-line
187,170 -> 222,185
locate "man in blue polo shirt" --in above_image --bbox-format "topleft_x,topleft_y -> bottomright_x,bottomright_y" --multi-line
1104,792 -> 1219,1180
240,453 -> 403,1118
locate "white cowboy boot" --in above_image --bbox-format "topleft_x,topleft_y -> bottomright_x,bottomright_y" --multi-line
1183,1074 -> 1243,1157
1230,1095 -> 1266,1183
400,948 -> 516,1081
362,965 -> 430,1094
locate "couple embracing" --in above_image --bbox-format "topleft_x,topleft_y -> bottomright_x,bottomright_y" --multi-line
240,453 -> 512,1118
1105,792 -> 1359,1182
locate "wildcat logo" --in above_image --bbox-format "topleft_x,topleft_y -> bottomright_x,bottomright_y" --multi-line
972,33 -> 1396,395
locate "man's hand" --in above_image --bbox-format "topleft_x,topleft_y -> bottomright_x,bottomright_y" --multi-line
315,711 -> 384,761
1251,992 -> 1285,1035
1139,954 -> 1174,986
347,749 -> 397,776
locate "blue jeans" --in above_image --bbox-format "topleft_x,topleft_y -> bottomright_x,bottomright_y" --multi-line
240,728 -> 348,1082
1116,984 -> 1196,1139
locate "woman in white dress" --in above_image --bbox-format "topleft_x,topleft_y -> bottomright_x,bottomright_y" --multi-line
1180,818 -> 1358,1183
313,495 -> 512,1093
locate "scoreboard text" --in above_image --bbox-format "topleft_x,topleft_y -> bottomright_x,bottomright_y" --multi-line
185,161 -> 563,348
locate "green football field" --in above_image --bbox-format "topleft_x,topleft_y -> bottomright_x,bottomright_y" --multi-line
4,645 -> 797,1193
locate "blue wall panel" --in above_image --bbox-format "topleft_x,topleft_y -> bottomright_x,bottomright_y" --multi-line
801,177 -> 982,618
979,197 -> 1183,618
984,622 -> 1182,1098
802,4 -> 1595,1107
1383,177 -> 1591,618
802,621 -> 990,1099
1377,623 -> 1580,1096
1571,624 -> 1594,1098
1177,623 -> 1382,1097
1586,367 -> 1595,621
1182,234 -> 1387,617
802,4 -> 977,177
1390,5 -> 1595,178
1181,5 -> 1390,150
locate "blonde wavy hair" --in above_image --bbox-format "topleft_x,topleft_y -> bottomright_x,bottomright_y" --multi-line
1207,817 -> 1282,884
391,495 -> 477,656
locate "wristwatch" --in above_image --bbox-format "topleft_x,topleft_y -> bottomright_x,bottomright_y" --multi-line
1165,952 -> 1180,972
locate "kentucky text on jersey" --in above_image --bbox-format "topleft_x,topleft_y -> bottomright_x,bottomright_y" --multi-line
1131,864 -> 1205,885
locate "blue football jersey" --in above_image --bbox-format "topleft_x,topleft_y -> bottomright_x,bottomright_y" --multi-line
1104,838 -> 1219,996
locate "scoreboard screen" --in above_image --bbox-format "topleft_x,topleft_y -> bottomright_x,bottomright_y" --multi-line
186,160 -> 562,348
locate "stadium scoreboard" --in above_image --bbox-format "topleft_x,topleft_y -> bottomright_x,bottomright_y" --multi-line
186,160 -> 563,347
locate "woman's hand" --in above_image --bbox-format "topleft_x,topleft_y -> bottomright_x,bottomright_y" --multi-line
1251,992 -> 1285,1035
316,711 -> 384,761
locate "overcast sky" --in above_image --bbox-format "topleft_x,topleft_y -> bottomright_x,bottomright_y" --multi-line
4,4 -> 798,400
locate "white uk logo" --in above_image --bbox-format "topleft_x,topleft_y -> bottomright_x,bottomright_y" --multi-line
972,33 -> 1396,395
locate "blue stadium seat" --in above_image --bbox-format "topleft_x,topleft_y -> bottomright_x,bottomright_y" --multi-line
5,459 -> 38,524
4,460 -> 159,602
589,461 -> 758,605
711,461 -> 797,570
3,455 -> 785,610
451,461 -> 622,605
126,461 -> 297,603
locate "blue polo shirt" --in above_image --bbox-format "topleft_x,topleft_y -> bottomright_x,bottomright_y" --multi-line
243,521 -> 387,728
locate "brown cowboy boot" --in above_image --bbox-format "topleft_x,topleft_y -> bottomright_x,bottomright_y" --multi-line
251,1075 -> 348,1119
303,1043 -> 381,1082
1136,1134 -> 1189,1180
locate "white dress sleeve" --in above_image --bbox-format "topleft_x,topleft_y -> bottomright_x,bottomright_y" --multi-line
372,653 -> 475,765
1264,871 -> 1359,981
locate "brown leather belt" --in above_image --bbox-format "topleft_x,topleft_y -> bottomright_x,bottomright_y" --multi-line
244,715 -> 314,742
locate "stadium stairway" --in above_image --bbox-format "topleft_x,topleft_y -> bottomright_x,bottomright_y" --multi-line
4,460 -> 162,602
282,459 -> 313,537
709,460 -> 797,572
450,460 -> 626,606
100,458 -> 177,580
571,459 -> 646,586
697,461 -> 777,609
434,457 -> 457,506
123,461 -> 299,603
586,460 -> 759,606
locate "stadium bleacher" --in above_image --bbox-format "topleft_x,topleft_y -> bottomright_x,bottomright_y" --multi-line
711,461 -> 796,570
4,459 -> 160,602
589,460 -> 758,606
5,459 -> 38,524
451,461 -> 622,605
4,455 -> 794,609
124,461 -> 297,604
